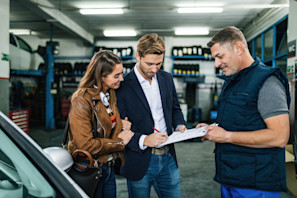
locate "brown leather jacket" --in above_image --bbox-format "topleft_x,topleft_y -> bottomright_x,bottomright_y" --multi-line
68,87 -> 125,164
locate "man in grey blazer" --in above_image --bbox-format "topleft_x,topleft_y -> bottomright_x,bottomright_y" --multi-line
116,33 -> 186,198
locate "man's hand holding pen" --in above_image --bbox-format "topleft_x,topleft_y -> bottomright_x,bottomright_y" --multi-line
143,131 -> 168,147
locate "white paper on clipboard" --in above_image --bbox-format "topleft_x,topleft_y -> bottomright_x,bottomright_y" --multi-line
156,123 -> 218,148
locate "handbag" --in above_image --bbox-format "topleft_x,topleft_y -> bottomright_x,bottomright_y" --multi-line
67,149 -> 102,197
62,106 -> 102,197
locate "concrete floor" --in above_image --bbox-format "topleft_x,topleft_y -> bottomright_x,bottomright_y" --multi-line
30,127 -> 296,198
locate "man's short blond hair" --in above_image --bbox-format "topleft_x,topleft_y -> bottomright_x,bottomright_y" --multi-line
137,33 -> 165,57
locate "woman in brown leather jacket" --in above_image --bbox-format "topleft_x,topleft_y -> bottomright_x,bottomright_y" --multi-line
68,50 -> 134,197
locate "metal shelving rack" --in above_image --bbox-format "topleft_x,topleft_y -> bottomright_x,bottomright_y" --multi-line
171,55 -> 215,77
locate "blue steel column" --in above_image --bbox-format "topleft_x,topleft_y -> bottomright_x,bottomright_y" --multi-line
261,33 -> 264,61
272,26 -> 277,67
45,45 -> 55,129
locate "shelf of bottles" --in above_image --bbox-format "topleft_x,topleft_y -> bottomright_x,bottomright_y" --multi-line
171,45 -> 213,77
95,46 -> 136,75
47,62 -> 86,77
52,62 -> 82,88
173,61 -> 200,77
95,46 -> 134,57
172,45 -> 213,58
52,46 -> 136,78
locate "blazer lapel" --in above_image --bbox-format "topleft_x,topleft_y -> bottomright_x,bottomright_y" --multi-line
157,71 -> 167,112
127,70 -> 152,116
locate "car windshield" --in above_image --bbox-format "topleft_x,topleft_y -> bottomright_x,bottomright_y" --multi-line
9,34 -> 17,46
16,36 -> 32,53
0,128 -> 56,197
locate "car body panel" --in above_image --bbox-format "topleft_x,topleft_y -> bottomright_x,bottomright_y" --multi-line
9,33 -> 44,70
0,111 -> 88,198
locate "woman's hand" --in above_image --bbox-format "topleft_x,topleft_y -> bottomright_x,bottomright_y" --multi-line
121,117 -> 132,131
118,130 -> 134,145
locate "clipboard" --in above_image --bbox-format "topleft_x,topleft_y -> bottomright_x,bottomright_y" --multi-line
156,123 -> 218,148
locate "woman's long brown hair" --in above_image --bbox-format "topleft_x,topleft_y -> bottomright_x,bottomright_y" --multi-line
71,50 -> 122,115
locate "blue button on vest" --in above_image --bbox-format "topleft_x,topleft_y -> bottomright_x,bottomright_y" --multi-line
214,57 -> 290,191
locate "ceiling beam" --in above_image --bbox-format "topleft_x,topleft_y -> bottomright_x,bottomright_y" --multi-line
21,0 -> 94,45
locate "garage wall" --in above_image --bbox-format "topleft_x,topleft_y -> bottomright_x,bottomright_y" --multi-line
287,0 -> 297,133
38,38 -> 93,66
244,5 -> 288,41
0,0 -> 10,115
288,1 -> 297,46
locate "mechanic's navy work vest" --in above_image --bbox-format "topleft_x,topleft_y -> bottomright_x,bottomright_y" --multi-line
215,57 -> 290,191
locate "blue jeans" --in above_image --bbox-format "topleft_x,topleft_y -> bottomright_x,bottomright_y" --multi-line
95,166 -> 116,198
221,184 -> 281,198
127,153 -> 181,198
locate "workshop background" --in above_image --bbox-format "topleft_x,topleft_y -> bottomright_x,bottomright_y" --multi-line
1,0 -> 297,197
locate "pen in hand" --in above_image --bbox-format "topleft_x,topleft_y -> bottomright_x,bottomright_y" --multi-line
153,127 -> 160,133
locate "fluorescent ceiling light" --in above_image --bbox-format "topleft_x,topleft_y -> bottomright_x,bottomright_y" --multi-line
74,3 -> 124,9
177,3 -> 224,7
80,8 -> 124,15
9,29 -> 37,35
177,4 -> 288,11
225,4 -> 289,9
175,28 -> 209,36
103,30 -> 137,37
178,7 -> 223,13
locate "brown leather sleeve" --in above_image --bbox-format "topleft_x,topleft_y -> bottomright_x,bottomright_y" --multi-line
96,138 -> 125,155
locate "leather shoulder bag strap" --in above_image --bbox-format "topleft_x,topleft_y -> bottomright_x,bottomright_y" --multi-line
92,101 -> 100,160
62,106 -> 71,148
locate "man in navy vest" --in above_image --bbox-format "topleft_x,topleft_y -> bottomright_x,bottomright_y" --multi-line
197,26 -> 290,198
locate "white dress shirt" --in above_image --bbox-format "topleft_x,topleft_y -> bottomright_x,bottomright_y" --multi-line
134,64 -> 167,150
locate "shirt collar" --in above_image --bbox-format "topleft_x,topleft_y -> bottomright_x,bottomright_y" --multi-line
99,91 -> 110,106
93,85 -> 110,106
134,63 -> 157,84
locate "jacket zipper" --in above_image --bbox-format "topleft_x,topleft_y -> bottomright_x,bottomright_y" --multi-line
106,142 -> 124,145
93,102 -> 138,150
94,103 -> 124,145
94,108 -> 106,138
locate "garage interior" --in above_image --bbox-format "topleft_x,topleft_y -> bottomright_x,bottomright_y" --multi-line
1,0 -> 297,197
